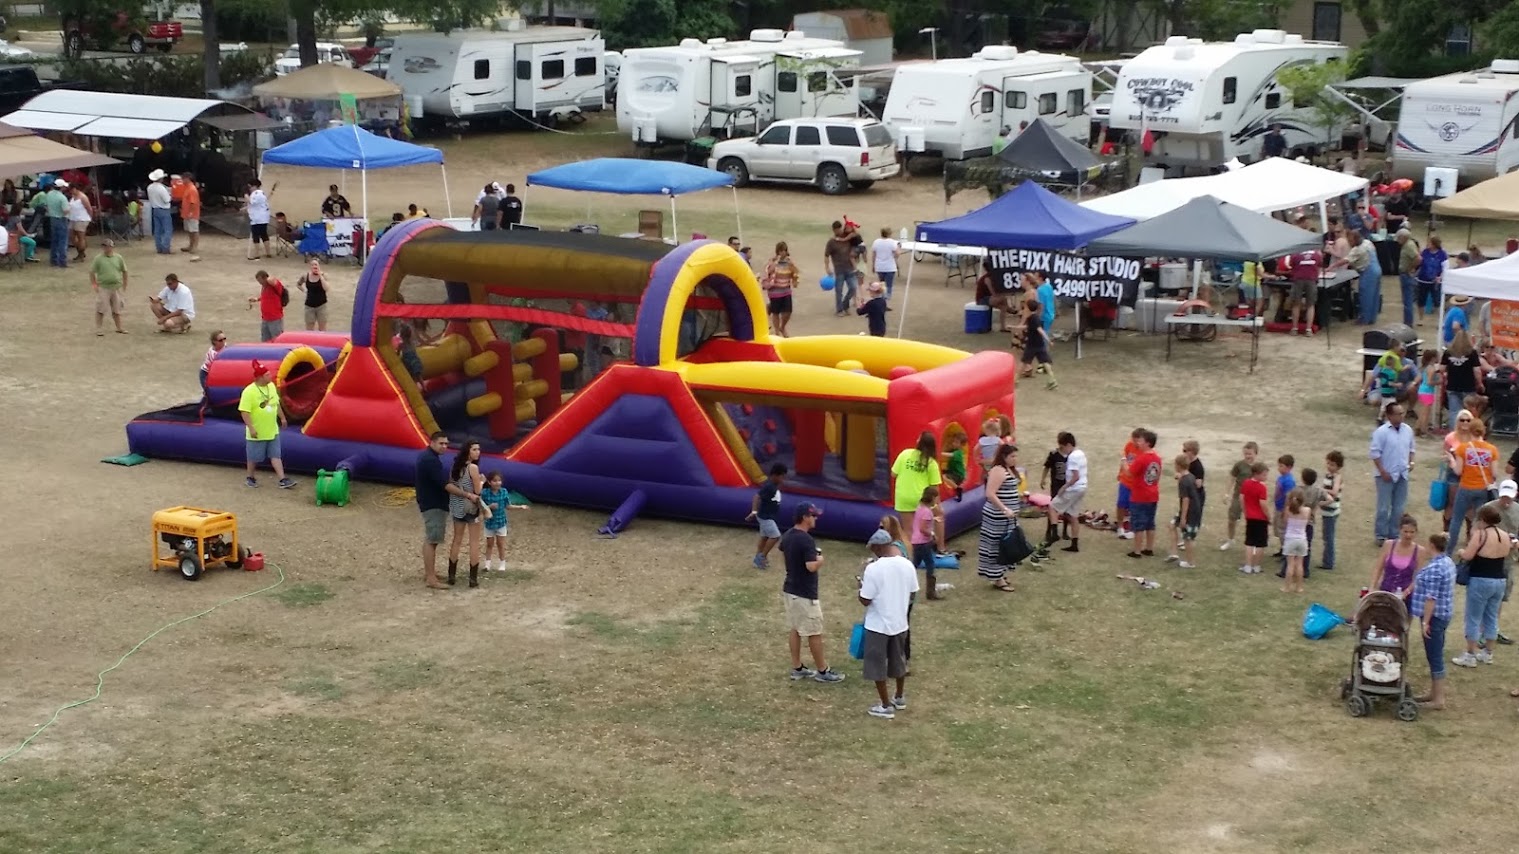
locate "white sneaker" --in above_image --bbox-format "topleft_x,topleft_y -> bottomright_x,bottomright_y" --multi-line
1476,649 -> 1494,664
1452,653 -> 1479,668
1118,530 -> 1135,540
867,704 -> 896,719
1164,554 -> 1180,563
1219,539 -> 1235,551
1178,561 -> 1196,569
1239,565 -> 1251,574
891,694 -> 907,710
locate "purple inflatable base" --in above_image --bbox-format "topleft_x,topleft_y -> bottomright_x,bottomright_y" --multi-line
124,416 -> 988,541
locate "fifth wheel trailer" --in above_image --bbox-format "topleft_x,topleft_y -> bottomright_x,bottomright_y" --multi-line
1390,60 -> 1519,188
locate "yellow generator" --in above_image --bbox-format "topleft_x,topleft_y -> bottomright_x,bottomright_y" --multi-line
150,506 -> 252,581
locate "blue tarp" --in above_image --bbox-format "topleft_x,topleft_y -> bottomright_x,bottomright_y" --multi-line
527,158 -> 734,196
262,125 -> 444,170
915,180 -> 1134,250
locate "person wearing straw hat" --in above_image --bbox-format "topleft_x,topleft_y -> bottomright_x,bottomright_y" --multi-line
146,168 -> 173,254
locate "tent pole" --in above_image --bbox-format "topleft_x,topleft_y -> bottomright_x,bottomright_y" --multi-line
361,166 -> 369,246
896,252 -> 917,338
440,163 -> 453,218
731,185 -> 743,246
670,195 -> 678,242
1075,299 -> 1083,360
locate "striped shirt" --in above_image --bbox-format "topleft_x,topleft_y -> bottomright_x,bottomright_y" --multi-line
1409,554 -> 1456,621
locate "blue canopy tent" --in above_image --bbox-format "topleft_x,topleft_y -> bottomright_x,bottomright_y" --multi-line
261,124 -> 450,228
526,157 -> 738,243
900,181 -> 1135,347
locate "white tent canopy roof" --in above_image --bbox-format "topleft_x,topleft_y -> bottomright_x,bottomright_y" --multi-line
1443,252 -> 1519,302
1,90 -> 275,141
1082,158 -> 1369,221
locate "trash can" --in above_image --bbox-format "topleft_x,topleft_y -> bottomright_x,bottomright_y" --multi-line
964,303 -> 992,334
1361,324 -> 1421,372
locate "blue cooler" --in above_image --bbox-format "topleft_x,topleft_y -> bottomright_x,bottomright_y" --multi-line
964,303 -> 992,334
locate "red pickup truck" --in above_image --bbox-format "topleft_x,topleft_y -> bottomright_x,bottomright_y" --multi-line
61,12 -> 183,57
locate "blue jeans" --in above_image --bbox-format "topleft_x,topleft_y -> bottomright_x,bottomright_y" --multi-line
1464,576 -> 1506,642
1446,487 -> 1491,554
1447,391 -> 1468,429
151,207 -> 172,253
834,270 -> 859,313
1424,615 -> 1449,679
1320,513 -> 1338,569
1357,261 -> 1383,324
1399,272 -> 1417,326
1373,476 -> 1408,543
48,216 -> 67,266
878,270 -> 896,299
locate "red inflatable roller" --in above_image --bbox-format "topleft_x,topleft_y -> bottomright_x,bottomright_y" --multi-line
205,344 -> 332,420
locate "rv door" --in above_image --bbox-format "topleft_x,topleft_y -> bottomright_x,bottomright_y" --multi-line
514,43 -> 570,116
1001,81 -> 1029,133
774,60 -> 803,123
711,57 -> 761,137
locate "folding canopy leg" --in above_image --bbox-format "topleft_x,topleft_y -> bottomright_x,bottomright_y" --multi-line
896,253 -> 917,338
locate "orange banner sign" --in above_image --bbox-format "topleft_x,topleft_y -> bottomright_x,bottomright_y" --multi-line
1490,300 -> 1519,350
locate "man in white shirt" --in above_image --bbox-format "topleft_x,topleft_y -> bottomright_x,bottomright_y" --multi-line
245,178 -> 274,260
1048,432 -> 1089,554
859,529 -> 918,719
146,168 -> 174,255
869,227 -> 902,300
149,273 -> 195,333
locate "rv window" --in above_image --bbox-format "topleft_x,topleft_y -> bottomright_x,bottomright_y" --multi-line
825,125 -> 859,146
1005,91 -> 1027,110
474,59 -> 489,80
807,71 -> 828,93
979,90 -> 994,113
543,60 -> 565,80
1222,77 -> 1237,104
758,125 -> 790,145
1038,93 -> 1057,115
735,75 -> 752,97
1265,92 -> 1282,109
795,125 -> 821,146
1067,89 -> 1084,115
516,60 -> 531,80
778,71 -> 798,93
575,57 -> 597,77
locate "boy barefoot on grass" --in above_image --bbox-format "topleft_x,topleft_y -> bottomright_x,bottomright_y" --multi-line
1166,455 -> 1202,568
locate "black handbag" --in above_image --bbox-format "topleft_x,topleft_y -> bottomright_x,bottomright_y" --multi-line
999,523 -> 1034,565
1456,560 -> 1471,587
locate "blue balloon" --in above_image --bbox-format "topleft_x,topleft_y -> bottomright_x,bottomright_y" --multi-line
820,275 -> 836,291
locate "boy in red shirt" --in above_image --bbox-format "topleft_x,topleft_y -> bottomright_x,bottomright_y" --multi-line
1240,461 -> 1272,574
1115,427 -> 1142,539
248,269 -> 287,342
1126,429 -> 1162,558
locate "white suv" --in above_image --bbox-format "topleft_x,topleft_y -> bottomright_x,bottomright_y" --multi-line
274,43 -> 355,77
709,118 -> 899,195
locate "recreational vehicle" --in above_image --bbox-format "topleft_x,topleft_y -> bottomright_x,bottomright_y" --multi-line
1109,30 -> 1347,172
388,27 -> 606,130
1391,61 -> 1519,188
880,46 -> 1093,160
616,29 -> 863,146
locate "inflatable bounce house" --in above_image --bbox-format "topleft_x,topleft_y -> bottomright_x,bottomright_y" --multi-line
126,220 -> 1017,539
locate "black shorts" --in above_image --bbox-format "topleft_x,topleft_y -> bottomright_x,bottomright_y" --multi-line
769,294 -> 793,315
250,223 -> 269,241
1244,518 -> 1269,548
1021,345 -> 1051,365
862,629 -> 909,682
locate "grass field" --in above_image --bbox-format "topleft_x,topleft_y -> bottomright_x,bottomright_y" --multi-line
3,114 -> 1519,853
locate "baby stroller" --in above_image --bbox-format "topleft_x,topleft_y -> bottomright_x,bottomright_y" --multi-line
1339,591 -> 1419,722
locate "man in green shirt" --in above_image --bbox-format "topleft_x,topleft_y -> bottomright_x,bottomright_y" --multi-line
44,179 -> 69,267
238,360 -> 296,489
89,238 -> 128,335
991,125 -> 1012,155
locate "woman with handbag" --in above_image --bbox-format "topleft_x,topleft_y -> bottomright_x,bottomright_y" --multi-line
1445,418 -> 1499,554
977,443 -> 1023,592
1451,505 -> 1510,668
1439,411 -> 1475,531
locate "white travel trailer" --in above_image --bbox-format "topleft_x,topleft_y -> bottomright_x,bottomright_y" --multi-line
388,27 -> 606,130
1109,30 -> 1347,171
1391,61 -> 1519,188
617,29 -> 863,146
880,46 -> 1092,160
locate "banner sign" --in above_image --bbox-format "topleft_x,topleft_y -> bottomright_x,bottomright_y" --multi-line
1491,299 -> 1519,350
987,248 -> 1144,307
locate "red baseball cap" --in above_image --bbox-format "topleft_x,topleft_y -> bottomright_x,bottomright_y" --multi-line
251,360 -> 269,377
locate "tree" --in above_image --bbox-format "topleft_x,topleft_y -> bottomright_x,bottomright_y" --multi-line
594,0 -> 735,49
1481,1 -> 1519,60
1275,61 -> 1356,148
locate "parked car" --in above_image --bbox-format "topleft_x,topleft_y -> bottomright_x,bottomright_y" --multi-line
0,40 -> 33,61
61,11 -> 182,57
708,118 -> 899,195
0,65 -> 81,114
360,49 -> 391,78
273,42 -> 355,77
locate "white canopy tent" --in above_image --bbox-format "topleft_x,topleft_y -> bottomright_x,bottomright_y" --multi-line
1443,252 -> 1519,301
1082,157 -> 1369,222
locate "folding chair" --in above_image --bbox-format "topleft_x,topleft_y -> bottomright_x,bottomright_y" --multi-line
104,212 -> 133,243
273,218 -> 299,257
296,221 -> 330,258
0,237 -> 21,269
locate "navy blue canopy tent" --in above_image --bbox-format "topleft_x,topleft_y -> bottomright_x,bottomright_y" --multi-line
914,180 -> 1133,250
900,181 -> 1135,343
261,125 -> 450,225
527,157 -> 739,242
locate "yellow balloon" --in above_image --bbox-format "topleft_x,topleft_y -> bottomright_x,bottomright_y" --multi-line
150,141 -> 163,154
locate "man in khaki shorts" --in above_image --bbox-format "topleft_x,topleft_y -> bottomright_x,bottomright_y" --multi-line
90,238 -> 128,335
779,503 -> 845,683
179,171 -> 201,260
